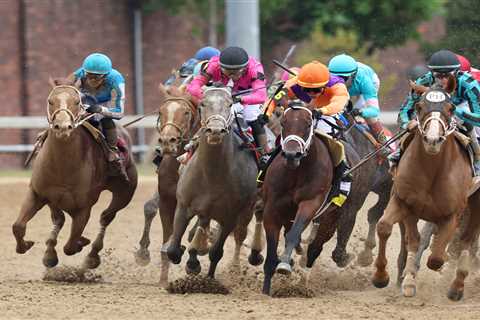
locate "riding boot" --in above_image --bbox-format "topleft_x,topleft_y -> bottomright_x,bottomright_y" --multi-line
254,132 -> 271,170
368,120 -> 392,157
104,127 -> 129,181
331,159 -> 352,207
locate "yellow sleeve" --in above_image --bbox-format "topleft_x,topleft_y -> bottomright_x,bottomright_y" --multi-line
319,83 -> 350,116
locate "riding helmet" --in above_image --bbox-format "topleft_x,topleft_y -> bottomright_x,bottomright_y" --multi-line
297,61 -> 330,88
406,65 -> 429,81
328,54 -> 358,76
194,46 -> 220,61
427,50 -> 461,73
82,53 -> 112,75
219,47 -> 249,69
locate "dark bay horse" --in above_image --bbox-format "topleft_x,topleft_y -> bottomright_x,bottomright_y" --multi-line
262,104 -> 365,295
134,84 -> 204,287
372,88 -> 475,300
166,86 -> 260,279
12,78 -> 137,269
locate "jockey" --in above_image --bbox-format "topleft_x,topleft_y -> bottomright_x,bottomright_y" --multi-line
328,54 -> 390,149
187,46 -> 269,164
395,49 -> 480,176
263,61 -> 352,202
69,52 -> 128,180
456,53 -> 480,81
164,46 -> 220,86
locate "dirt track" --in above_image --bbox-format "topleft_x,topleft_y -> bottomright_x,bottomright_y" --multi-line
1,177 -> 480,320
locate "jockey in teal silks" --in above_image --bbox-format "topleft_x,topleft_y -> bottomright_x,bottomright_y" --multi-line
69,52 -> 128,180
393,49 -> 480,176
328,54 -> 391,153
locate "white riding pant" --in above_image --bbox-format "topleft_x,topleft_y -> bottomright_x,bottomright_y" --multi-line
232,103 -> 262,122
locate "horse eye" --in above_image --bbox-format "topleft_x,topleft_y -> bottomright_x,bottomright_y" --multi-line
48,98 -> 54,105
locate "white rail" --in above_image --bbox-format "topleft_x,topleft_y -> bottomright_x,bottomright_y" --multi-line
0,113 -> 398,153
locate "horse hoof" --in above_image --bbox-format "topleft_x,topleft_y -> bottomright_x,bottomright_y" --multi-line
83,254 -> 101,269
186,260 -> 201,275
402,284 -> 417,297
427,256 -> 444,271
357,250 -> 374,267
197,247 -> 209,256
16,240 -> 35,254
447,288 -> 464,301
78,236 -> 91,248
42,252 -> 59,268
372,274 -> 390,288
248,250 -> 264,266
276,262 -> 292,275
134,248 -> 151,266
167,245 -> 185,264
333,252 -> 354,268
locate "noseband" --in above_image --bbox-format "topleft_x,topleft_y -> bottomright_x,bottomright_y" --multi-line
280,105 -> 314,156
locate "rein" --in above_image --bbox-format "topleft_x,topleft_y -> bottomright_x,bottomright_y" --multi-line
417,111 -> 456,141
47,85 -> 96,129
280,106 -> 314,155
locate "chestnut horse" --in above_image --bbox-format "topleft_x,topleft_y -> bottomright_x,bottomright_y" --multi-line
372,87 -> 476,300
166,86 -> 260,279
12,78 -> 137,269
134,84 -> 207,287
261,103 -> 365,295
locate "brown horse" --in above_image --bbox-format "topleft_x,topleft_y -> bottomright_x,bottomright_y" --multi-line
166,86 -> 260,279
262,104 -> 337,295
134,83 -> 206,287
372,87 -> 475,300
12,78 -> 137,269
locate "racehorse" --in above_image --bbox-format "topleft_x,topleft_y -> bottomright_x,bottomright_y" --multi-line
372,87 -> 475,300
12,78 -> 137,269
261,102 -> 366,295
134,83 -> 204,287
166,85 -> 260,279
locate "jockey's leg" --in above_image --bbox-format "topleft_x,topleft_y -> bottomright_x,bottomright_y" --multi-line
244,104 -> 270,167
366,117 -> 389,145
467,128 -> 480,177
101,118 -> 129,181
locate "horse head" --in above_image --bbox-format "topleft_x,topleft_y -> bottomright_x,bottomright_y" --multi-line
414,86 -> 456,155
157,84 -> 198,154
47,77 -> 84,140
280,101 -> 314,168
200,85 -> 233,145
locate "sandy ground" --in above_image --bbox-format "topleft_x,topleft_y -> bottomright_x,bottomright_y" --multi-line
1,177 -> 480,320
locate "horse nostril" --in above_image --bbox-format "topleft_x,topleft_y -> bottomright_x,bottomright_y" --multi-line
220,128 -> 227,135
169,137 -> 178,143
67,125 -> 73,130
54,124 -> 60,130
205,128 -> 213,135
295,152 -> 302,158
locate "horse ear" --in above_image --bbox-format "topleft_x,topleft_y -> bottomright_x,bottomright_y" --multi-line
48,77 -> 57,88
158,83 -> 168,101
409,80 -> 428,95
73,78 -> 81,89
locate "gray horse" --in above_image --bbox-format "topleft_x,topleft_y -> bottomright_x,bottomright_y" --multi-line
166,86 -> 259,278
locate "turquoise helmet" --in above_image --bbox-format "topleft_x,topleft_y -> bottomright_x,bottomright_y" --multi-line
328,54 -> 358,76
82,53 -> 112,75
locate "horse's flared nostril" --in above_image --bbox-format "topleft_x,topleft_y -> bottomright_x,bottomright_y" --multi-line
220,128 -> 228,135
54,124 -> 60,130
169,137 -> 178,144
67,125 -> 73,130
295,152 -> 302,158
205,128 -> 213,135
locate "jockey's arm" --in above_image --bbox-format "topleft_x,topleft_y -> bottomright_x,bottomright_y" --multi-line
456,77 -> 480,126
316,83 -> 350,116
187,73 -> 209,100
100,82 -> 125,120
359,79 -> 381,118
398,74 -> 432,129
240,74 -> 267,105
263,87 -> 289,116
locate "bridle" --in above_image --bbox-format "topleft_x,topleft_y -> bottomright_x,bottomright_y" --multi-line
280,105 -> 315,156
200,87 -> 234,131
416,90 -> 456,141
156,96 -> 198,142
46,85 -> 96,128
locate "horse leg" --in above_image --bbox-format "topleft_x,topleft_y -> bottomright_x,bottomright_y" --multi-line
43,205 -> 66,268
248,201 -> 265,266
413,222 -> 436,273
166,204 -> 190,264
372,194 -> 407,288
401,215 -> 420,297
447,199 -> 480,301
84,186 -> 134,269
276,202 -> 313,275
12,188 -> 46,254
207,221 -> 235,279
428,215 -> 457,271
262,211 -> 281,295
134,191 -> 159,266
332,205 -> 357,268
358,191 -> 389,267
158,197 -> 176,287
396,222 -> 407,287
64,208 -> 91,256
186,215 -> 210,275
231,206 -> 254,268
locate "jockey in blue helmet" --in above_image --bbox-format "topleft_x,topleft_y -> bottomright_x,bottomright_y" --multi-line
69,52 -> 128,180
328,54 -> 390,150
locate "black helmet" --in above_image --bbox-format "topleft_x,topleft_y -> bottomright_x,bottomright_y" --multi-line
427,50 -> 461,73
407,65 -> 429,81
219,47 -> 249,69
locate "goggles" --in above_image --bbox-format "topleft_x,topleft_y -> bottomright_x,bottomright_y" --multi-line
302,86 -> 325,94
433,71 -> 456,79
86,72 -> 107,80
221,67 -> 245,77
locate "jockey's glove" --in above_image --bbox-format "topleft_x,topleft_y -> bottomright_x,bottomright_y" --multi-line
257,114 -> 269,126
312,108 -> 323,120
350,108 -> 362,117
232,95 -> 242,104
86,104 -> 103,114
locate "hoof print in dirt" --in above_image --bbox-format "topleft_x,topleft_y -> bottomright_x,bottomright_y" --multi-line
42,265 -> 102,283
167,275 -> 230,295
271,285 -> 315,298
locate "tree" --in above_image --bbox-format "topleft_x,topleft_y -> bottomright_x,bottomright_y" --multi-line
424,0 -> 480,66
